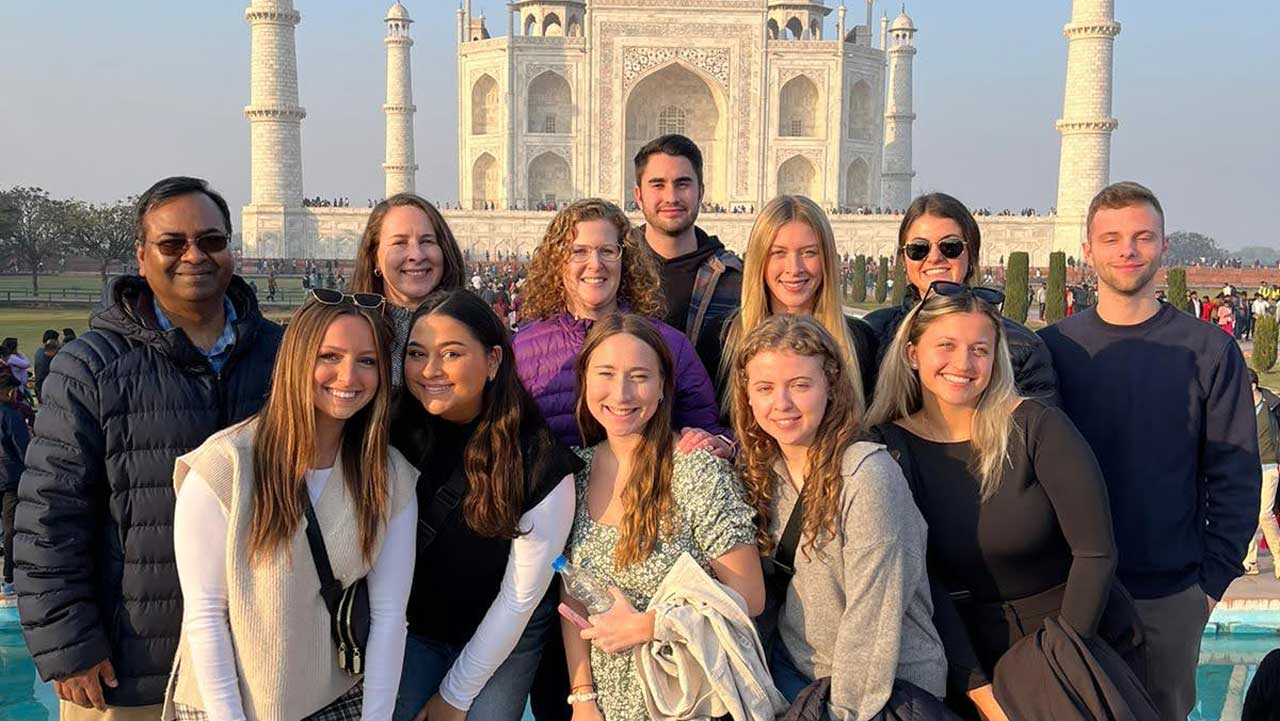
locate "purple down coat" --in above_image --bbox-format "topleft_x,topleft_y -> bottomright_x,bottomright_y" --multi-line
513,312 -> 726,447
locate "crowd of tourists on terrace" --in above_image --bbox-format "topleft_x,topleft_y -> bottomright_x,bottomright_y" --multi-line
0,133 -> 1277,721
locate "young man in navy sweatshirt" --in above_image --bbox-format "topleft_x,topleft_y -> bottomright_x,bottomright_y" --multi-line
1039,182 -> 1260,721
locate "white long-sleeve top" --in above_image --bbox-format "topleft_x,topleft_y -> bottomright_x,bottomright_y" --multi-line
438,475 -> 575,711
174,467 -> 417,721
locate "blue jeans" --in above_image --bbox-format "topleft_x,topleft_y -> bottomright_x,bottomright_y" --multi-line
769,641 -> 812,704
392,592 -> 557,721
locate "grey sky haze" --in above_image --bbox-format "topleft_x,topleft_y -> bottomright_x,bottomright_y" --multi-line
1,1 -> 1276,249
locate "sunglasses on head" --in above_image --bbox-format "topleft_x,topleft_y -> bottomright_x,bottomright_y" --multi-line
149,234 -> 230,257
922,280 -> 1005,307
308,288 -> 386,310
902,236 -> 967,262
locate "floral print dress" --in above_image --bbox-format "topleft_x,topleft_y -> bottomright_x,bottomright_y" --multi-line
566,445 -> 757,721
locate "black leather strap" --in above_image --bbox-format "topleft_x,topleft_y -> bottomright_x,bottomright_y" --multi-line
301,492 -> 343,616
772,490 -> 806,577
417,463 -> 468,549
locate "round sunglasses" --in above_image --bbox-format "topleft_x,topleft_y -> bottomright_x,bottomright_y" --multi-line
902,236 -> 967,262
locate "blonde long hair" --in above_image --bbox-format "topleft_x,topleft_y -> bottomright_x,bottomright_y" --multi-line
720,196 -> 864,420
731,315 -> 862,558
249,301 -> 394,564
574,314 -> 677,568
865,294 -> 1018,499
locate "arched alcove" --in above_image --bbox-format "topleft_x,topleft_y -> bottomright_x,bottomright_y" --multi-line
528,152 -> 571,207
778,155 -> 817,198
624,62 -> 726,203
528,71 -> 572,134
845,158 -> 870,207
779,75 -> 820,138
471,75 -> 499,135
472,153 -> 498,208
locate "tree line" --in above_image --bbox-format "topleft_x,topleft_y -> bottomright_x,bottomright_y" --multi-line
0,187 -> 136,293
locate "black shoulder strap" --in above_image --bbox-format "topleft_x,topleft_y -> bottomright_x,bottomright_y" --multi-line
772,490 -> 806,576
416,462 -> 469,549
301,492 -> 343,616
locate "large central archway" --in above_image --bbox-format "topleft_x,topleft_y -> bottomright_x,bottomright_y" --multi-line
623,62 -> 727,205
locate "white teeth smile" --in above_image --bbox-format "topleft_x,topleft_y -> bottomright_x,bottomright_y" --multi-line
940,374 -> 972,384
421,384 -> 451,394
924,268 -> 950,276
402,268 -> 433,276
779,279 -> 808,290
325,388 -> 359,400
582,278 -> 607,285
772,417 -> 801,428
603,406 -> 637,417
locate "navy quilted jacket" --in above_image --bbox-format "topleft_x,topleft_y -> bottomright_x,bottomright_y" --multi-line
13,275 -> 282,705
512,313 -> 725,447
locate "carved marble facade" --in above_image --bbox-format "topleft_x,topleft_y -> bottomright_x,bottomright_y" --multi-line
457,0 -> 893,211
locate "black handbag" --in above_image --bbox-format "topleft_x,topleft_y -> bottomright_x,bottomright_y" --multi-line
301,492 -> 370,676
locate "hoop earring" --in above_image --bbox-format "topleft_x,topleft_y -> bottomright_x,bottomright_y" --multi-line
373,268 -> 382,277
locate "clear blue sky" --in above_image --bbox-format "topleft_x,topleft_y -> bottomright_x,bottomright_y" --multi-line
2,1 -> 1276,249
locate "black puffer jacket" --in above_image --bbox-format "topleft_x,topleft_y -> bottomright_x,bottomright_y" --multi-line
863,289 -> 1060,405
13,275 -> 282,706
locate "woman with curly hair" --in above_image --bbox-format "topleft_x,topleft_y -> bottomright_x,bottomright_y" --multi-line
561,314 -> 763,721
731,314 -> 945,721
513,198 -> 729,456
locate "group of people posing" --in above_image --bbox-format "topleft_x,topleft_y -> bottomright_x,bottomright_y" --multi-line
4,134 -> 1266,721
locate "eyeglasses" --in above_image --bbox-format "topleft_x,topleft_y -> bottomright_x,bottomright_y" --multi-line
568,244 -> 623,264
922,280 -> 1005,307
148,234 -> 230,257
308,288 -> 386,310
902,236 -> 967,262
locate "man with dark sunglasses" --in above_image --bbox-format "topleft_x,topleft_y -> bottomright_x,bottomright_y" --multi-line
13,176 -> 283,719
1039,182 -> 1259,721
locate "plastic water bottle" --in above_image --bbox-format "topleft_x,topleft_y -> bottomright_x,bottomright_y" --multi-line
552,555 -> 614,614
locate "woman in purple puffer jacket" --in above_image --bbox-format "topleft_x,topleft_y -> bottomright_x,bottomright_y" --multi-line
513,198 -> 731,458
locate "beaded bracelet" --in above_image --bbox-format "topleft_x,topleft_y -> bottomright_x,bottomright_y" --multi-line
567,691 -> 599,705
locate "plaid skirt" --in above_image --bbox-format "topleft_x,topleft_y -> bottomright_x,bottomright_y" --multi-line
173,682 -> 363,721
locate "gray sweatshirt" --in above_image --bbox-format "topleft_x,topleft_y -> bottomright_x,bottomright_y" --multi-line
772,441 -> 946,721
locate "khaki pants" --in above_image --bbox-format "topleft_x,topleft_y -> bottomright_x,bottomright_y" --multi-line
59,702 -> 163,721
1244,465 -> 1280,576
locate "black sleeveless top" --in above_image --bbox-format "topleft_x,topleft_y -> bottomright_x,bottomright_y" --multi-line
400,413 -> 582,644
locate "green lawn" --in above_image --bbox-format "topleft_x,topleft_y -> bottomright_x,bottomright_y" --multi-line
0,308 -> 94,362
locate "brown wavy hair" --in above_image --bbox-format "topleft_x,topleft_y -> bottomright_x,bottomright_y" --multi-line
391,289 -> 536,538
520,198 -> 665,321
350,193 -> 466,302
574,314 -> 676,567
249,301 -> 395,564
731,314 -> 862,558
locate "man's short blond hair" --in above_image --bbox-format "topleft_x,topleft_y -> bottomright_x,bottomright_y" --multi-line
1086,181 -> 1165,237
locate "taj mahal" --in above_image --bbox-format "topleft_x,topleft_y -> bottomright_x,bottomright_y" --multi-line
239,0 -> 1122,267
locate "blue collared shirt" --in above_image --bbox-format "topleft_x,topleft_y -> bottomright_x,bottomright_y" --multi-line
153,296 -> 238,374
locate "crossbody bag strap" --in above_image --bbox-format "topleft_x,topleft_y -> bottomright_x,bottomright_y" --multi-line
771,490 -> 806,576
301,491 -> 343,616
417,462 -> 469,549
